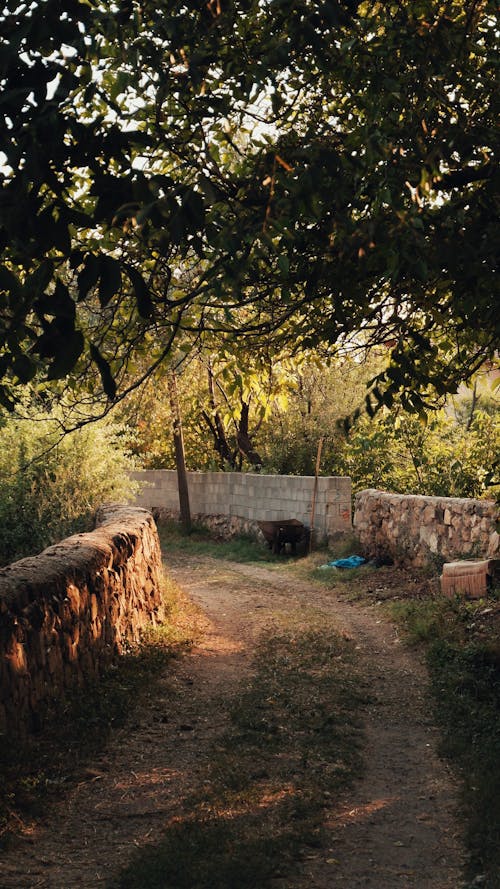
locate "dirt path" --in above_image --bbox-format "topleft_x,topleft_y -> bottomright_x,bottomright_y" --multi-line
0,554 -> 465,888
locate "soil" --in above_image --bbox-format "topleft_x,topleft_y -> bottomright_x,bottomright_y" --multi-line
0,552 -> 466,889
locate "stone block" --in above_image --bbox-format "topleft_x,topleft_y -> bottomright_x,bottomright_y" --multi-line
419,525 -> 439,552
488,531 -> 499,556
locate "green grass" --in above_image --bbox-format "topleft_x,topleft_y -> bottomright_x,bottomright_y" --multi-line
312,562 -> 375,588
0,574 -> 201,847
158,520 -> 280,563
387,597 -> 463,646
427,638 -> 500,889
111,623 -> 365,889
157,518 -> 345,566
387,593 -> 500,889
295,532 -> 376,591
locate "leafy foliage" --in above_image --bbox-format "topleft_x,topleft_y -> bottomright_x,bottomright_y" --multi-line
0,1 -> 497,411
120,347 -> 308,471
0,410 -> 137,565
123,350 -> 499,499
333,408 -> 500,498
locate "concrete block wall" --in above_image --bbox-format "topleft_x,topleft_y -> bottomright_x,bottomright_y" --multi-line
354,489 -> 499,568
0,506 -> 164,737
131,471 -> 352,541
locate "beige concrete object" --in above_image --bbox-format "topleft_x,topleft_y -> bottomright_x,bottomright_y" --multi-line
440,559 -> 499,598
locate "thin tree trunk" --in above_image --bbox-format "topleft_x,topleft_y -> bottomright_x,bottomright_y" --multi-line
309,437 -> 324,552
237,401 -> 262,468
466,380 -> 479,431
206,360 -> 236,468
168,371 -> 191,533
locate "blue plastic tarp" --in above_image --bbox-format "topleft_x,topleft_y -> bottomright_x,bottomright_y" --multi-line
320,555 -> 367,569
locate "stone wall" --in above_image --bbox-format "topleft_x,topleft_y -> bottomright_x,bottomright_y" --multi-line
131,470 -> 352,542
0,505 -> 164,738
354,489 -> 499,568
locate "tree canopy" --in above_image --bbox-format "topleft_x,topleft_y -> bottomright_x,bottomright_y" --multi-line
0,0 -> 498,416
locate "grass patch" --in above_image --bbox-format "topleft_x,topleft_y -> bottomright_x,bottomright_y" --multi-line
0,574 -> 201,848
387,592 -> 500,889
292,533 -> 378,592
428,637 -> 500,889
158,520 -> 279,563
157,519 -> 345,570
111,622 -> 365,889
312,562 -> 375,589
387,597 -> 463,646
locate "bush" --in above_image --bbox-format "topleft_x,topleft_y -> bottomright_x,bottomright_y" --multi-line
0,412 -> 137,566
331,409 -> 499,499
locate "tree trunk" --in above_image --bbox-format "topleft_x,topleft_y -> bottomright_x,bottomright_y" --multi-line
466,380 -> 480,431
168,371 -> 191,533
206,361 -> 237,468
237,401 -> 262,468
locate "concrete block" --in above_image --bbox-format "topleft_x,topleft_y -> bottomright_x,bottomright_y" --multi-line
440,560 -> 498,598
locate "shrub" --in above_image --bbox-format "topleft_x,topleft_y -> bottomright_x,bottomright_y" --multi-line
331,409 -> 499,499
0,412 -> 137,566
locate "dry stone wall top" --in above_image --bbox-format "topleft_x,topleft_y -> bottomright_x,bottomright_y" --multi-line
354,489 -> 498,568
0,505 -> 164,738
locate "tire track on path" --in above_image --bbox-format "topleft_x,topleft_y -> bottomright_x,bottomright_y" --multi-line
0,554 -> 465,888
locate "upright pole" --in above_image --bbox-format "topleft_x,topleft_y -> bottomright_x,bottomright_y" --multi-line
309,437 -> 324,553
168,371 -> 191,533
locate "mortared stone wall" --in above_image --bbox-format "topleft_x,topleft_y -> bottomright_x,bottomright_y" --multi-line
354,489 -> 498,568
0,505 -> 164,738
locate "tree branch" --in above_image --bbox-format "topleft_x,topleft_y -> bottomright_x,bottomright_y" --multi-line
432,162 -> 494,191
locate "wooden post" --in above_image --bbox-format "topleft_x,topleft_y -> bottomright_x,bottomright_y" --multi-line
168,371 -> 191,533
309,437 -> 324,552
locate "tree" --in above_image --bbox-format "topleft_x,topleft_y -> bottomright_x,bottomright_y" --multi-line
120,346 -> 292,470
121,348 -> 499,500
0,1 -> 498,416
167,369 -> 192,531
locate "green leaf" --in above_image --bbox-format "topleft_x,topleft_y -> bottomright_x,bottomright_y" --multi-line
0,385 -> 15,412
98,256 -> 122,307
277,255 -> 289,275
0,266 -> 21,300
26,261 -> 54,297
181,189 -> 205,230
77,255 -> 100,301
126,266 -> 153,318
12,355 -> 37,384
90,343 -> 117,399
46,330 -> 85,380
35,280 -> 75,321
